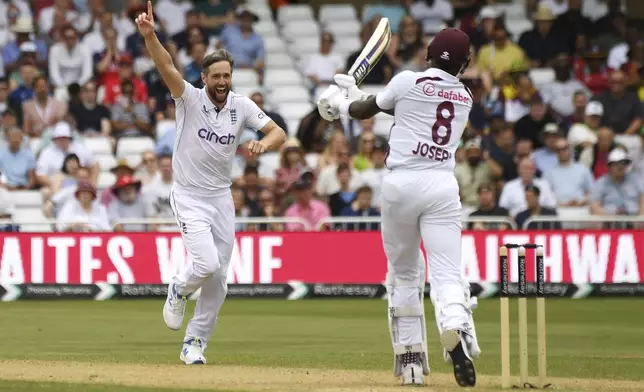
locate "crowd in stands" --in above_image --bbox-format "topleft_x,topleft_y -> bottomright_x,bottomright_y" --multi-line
0,0 -> 643,233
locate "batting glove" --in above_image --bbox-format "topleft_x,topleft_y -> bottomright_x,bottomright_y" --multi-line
316,85 -> 343,121
334,74 -> 370,101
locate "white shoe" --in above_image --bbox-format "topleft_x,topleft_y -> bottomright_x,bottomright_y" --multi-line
180,338 -> 206,365
163,282 -> 187,331
401,363 -> 425,386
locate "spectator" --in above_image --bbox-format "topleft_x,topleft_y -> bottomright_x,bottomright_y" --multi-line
35,122 -> 98,187
360,138 -> 387,208
178,26 -> 216,67
305,31 -> 343,89
183,42 -> 206,88
3,17 -> 48,74
518,5 -> 568,68
49,153 -> 81,194
590,148 -> 644,216
533,123 -> 562,174
544,138 -> 594,207
22,76 -> 67,137
38,0 -> 80,36
0,110 -> 24,150
469,6 -> 500,52
110,80 -> 151,138
155,119 -> 176,156
285,177 -> 330,231
196,0 -> 235,35
172,10 -> 204,51
408,0 -> 453,36
317,130 -> 348,170
108,175 -> 148,232
0,126 -> 36,190
386,15 -> 423,70
93,26 -> 127,86
499,157 -> 557,217
568,101 -> 602,150
539,54 -> 590,117
575,46 -> 610,95
7,63 -> 37,123
275,138 -> 308,200
352,133 -> 377,172
594,70 -> 643,135
513,96 -> 555,149
57,181 -> 111,232
578,126 -> 621,179
476,20 -> 527,80
45,165 -> 92,218
317,145 -> 362,197
154,98 -> 176,132
142,153 -> 173,230
347,24 -> 392,84
145,48 -> 176,118
102,54 -> 148,107
560,91 -> 588,132
483,125 -> 516,182
232,185 -> 252,231
249,188 -> 283,232
341,185 -> 380,230
250,92 -> 287,134
135,150 -> 159,185
125,4 -> 168,58
397,42 -> 427,74
328,163 -> 356,216
241,165 -> 264,213
503,72 -> 541,123
469,182 -> 512,230
100,158 -> 135,206
0,78 -> 8,113
69,80 -> 111,136
0,186 -> 19,232
515,185 -> 561,230
455,137 -> 492,208
219,9 -> 264,73
84,13 -> 126,57
155,0 -> 194,37
550,0 -> 593,54
296,107 -> 344,153
48,25 -> 93,90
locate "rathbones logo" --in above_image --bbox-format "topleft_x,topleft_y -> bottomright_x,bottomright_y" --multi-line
198,128 -> 235,145
438,90 -> 470,103
352,60 -> 370,83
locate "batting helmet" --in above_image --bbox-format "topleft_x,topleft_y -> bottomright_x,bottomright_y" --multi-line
426,28 -> 471,76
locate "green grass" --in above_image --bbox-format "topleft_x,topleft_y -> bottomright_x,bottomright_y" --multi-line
0,298 -> 643,389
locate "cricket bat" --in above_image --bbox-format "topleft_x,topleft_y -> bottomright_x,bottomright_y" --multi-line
347,18 -> 391,86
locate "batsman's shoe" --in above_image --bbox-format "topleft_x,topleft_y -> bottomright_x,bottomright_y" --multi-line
163,282 -> 187,331
180,338 -> 206,365
443,298 -> 482,364
400,352 -> 425,386
441,329 -> 476,387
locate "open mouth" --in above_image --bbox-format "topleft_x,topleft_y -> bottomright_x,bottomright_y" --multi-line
215,87 -> 227,94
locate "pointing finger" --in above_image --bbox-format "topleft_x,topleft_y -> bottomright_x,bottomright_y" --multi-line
147,0 -> 153,20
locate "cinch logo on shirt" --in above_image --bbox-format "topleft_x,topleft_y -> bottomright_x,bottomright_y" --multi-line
437,90 -> 470,103
197,128 -> 236,145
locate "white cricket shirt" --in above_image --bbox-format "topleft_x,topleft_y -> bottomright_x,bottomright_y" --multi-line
173,81 -> 270,193
375,68 -> 472,172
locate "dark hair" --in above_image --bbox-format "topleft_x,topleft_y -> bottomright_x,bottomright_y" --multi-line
157,153 -> 172,162
573,90 -> 587,99
477,182 -> 495,194
121,79 -> 134,90
244,165 -> 259,176
525,184 -> 541,196
336,162 -> 351,174
202,49 -> 234,75
61,24 -> 77,36
61,154 -> 80,174
186,10 -> 200,17
0,76 -> 8,84
32,75 -> 48,88
2,109 -> 17,118
356,185 -> 372,196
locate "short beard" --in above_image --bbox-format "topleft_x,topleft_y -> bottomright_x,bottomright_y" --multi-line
208,85 -> 229,104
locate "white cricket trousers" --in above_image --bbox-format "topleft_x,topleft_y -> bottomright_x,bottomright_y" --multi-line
169,185 -> 235,345
380,169 -> 469,346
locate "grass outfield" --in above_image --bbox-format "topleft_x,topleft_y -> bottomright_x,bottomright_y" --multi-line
0,299 -> 643,391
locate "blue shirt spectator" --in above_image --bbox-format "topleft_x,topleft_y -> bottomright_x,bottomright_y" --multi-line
0,127 -> 36,189
219,11 -> 265,68
590,149 -> 644,216
533,124 -> 561,174
543,139 -> 594,206
2,40 -> 48,68
340,186 -> 381,231
155,127 -> 176,156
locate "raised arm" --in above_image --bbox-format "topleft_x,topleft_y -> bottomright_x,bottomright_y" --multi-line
135,1 -> 184,98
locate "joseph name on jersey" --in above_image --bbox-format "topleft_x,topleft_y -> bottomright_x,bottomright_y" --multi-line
172,81 -> 270,193
375,68 -> 473,172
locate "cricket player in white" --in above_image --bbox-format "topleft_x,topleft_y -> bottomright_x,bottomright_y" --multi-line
318,28 -> 481,387
135,1 -> 287,365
